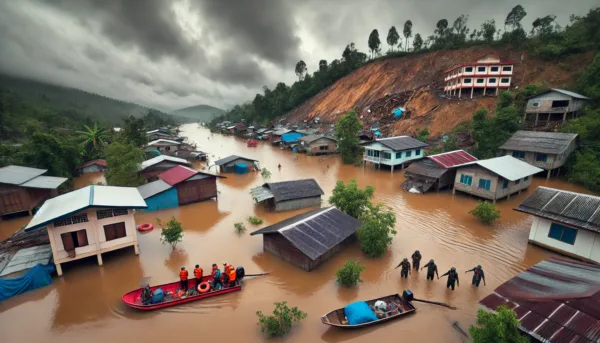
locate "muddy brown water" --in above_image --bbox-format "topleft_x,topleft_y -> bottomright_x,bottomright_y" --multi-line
0,124 -> 594,343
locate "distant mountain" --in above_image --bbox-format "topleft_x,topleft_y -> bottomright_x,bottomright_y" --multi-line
170,104 -> 225,123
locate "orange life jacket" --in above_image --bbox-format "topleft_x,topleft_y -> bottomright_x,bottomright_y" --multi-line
228,269 -> 236,282
180,269 -> 188,280
194,267 -> 203,279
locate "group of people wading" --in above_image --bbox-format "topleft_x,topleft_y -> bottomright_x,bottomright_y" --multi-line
395,250 -> 486,290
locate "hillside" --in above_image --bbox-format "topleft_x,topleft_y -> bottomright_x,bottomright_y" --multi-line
281,46 -> 592,137
171,104 -> 225,123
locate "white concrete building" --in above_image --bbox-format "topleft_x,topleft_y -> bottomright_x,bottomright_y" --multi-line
362,136 -> 428,172
24,185 -> 147,276
515,187 -> 600,264
443,52 -> 515,98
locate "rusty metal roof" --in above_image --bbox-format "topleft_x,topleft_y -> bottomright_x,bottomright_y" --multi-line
515,187 -> 600,234
158,165 -> 198,186
426,150 -> 478,168
479,258 -> 600,343
499,131 -> 579,155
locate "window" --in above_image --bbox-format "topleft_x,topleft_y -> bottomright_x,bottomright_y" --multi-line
477,79 -> 485,84
61,229 -> 88,251
490,66 -> 499,72
512,151 -> 525,159
165,146 -> 171,151
319,145 -> 328,151
405,151 -> 412,157
382,152 -> 391,159
415,149 -> 421,156
503,180 -> 509,189
96,208 -> 128,220
465,67 -> 473,72
548,223 -> 577,245
1,191 -> 23,214
478,179 -> 492,191
515,179 -> 521,184
502,66 -> 512,72
477,66 -> 486,72
463,78 -> 472,83
367,149 -> 380,157
501,78 -> 510,83
524,176 -> 529,181
459,174 -> 473,186
396,152 -> 402,158
54,214 -> 89,228
552,100 -> 569,108
104,222 -> 127,241
488,78 -> 497,83
532,101 -> 540,108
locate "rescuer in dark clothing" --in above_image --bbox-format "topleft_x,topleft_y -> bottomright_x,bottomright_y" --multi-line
466,265 -> 486,287
411,250 -> 422,270
395,258 -> 411,278
421,259 -> 439,280
441,267 -> 460,290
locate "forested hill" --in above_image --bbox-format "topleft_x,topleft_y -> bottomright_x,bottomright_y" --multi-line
170,104 -> 225,123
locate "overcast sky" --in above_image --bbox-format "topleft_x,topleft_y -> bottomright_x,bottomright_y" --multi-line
0,0 -> 597,111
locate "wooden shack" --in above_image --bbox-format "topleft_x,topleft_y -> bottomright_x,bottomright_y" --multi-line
251,179 -> 324,212
402,150 -> 477,192
158,165 -> 224,206
299,135 -> 337,155
523,89 -> 590,130
213,155 -> 258,173
250,207 -> 361,271
139,155 -> 192,182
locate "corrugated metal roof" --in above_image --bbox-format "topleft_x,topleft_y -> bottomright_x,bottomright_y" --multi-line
158,165 -> 198,186
299,135 -> 337,144
21,176 -> 68,189
0,165 -> 47,185
273,129 -> 290,136
214,155 -> 257,166
265,179 -> 324,202
427,150 -> 478,168
499,131 -> 579,155
404,159 -> 448,179
527,88 -> 591,100
364,136 -> 428,151
139,155 -> 191,171
80,159 -> 107,168
25,185 -> 147,230
250,207 -> 361,260
515,187 -> 600,233
250,186 -> 275,202
137,179 -> 172,199
459,155 -> 543,181
146,139 -> 180,146
479,258 -> 600,343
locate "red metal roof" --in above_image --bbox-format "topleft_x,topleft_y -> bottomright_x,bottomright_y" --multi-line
80,159 -> 107,168
479,258 -> 600,343
158,165 -> 198,186
426,150 -> 477,168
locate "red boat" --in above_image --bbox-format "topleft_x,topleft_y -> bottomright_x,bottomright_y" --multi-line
122,275 -> 241,311
247,139 -> 257,147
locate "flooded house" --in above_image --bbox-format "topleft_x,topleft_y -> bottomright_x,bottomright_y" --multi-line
250,207 -> 361,271
251,179 -> 324,212
515,187 -> 600,263
138,155 -> 191,182
298,135 -> 337,155
479,258 -> 600,343
144,139 -> 182,155
362,136 -> 428,171
453,155 -> 543,202
23,185 -> 147,276
443,52 -> 514,98
0,165 -> 68,217
270,128 -> 290,143
523,88 -> 590,130
402,150 -> 477,193
146,129 -> 175,141
78,159 -> 107,174
499,131 -> 579,179
213,155 -> 258,173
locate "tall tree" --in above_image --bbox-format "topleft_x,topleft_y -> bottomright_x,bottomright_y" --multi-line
505,5 -> 527,31
294,60 -> 307,81
386,26 -> 400,52
335,109 -> 363,164
435,19 -> 449,37
452,15 -> 469,45
77,123 -> 107,150
403,20 -> 413,51
318,59 -> 328,72
368,29 -> 381,59
481,19 -> 497,42
412,33 -> 423,50
120,115 -> 146,147
104,142 -> 144,186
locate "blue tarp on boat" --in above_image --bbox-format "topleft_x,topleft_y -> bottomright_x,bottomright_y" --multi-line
0,264 -> 54,301
344,301 -> 378,325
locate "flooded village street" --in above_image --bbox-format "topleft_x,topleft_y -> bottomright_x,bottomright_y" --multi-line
0,123 -> 594,343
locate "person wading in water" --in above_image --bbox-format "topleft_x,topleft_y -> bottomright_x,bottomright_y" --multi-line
395,258 -> 411,279
411,250 -> 422,270
441,267 -> 460,290
465,265 -> 486,287
421,259 -> 439,280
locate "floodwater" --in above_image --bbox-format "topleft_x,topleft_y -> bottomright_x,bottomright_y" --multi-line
0,123 -> 594,343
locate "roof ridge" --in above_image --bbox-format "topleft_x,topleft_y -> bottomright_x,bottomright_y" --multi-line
89,185 -> 95,205
279,207 -> 334,232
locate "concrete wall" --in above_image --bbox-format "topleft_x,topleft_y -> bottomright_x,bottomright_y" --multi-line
274,196 -> 321,212
454,165 -> 532,201
363,142 -> 424,167
526,91 -> 588,113
528,217 -> 600,263
144,188 -> 179,212
305,138 -> 337,155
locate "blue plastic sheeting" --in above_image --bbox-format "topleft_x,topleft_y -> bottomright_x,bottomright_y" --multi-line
152,288 -> 165,303
235,163 -> 248,174
143,187 -> 179,212
393,107 -> 405,118
0,264 -> 54,301
374,130 -> 381,137
282,132 -> 302,143
344,301 -> 377,325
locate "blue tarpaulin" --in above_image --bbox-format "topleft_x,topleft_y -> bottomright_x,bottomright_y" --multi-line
344,301 -> 377,325
374,130 -> 381,137
0,264 -> 54,301
393,108 -> 405,118
235,163 -> 248,174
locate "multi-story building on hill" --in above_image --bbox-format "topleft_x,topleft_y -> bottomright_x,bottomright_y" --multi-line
443,52 -> 515,98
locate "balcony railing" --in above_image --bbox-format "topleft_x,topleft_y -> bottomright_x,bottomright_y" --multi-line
363,155 -> 391,164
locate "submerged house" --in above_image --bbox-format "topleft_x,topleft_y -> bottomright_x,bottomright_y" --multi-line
453,155 -> 543,202
515,187 -> 600,263
78,159 -> 107,174
250,207 -> 361,271
251,179 -> 324,212
213,155 -> 259,173
523,88 -> 590,130
499,131 -> 579,179
479,258 -> 600,343
145,139 -> 182,155
402,150 -> 477,193
299,135 -> 337,155
23,185 -> 147,276
0,165 -> 68,217
362,136 -> 428,171
139,155 -> 192,182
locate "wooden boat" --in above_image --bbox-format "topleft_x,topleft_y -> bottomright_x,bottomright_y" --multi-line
122,275 -> 241,311
320,293 -> 416,328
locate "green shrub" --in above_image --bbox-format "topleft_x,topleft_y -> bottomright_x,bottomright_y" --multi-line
470,306 -> 529,343
417,128 -> 430,142
256,302 -> 307,337
234,222 -> 247,233
469,201 -> 501,224
260,167 -> 271,180
336,260 -> 365,287
248,216 -> 264,225
158,217 -> 184,249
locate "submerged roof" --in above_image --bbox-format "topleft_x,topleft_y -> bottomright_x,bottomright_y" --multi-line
250,207 -> 361,260
265,179 -> 324,202
404,159 -> 448,179
499,131 -> 579,155
137,179 -> 172,199
427,150 -> 477,168
80,159 -> 107,168
272,129 -> 290,136
139,155 -> 191,171
299,134 -> 337,144
459,155 -> 543,181
0,165 -> 67,189
214,155 -> 258,166
364,136 -> 428,151
25,185 -> 147,231
515,187 -> 600,233
479,258 -> 600,343
527,88 -> 590,100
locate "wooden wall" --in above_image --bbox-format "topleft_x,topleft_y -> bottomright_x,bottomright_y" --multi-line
0,184 -> 56,216
175,177 -> 217,205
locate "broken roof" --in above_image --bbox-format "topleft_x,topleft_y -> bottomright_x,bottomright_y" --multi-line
427,150 -> 477,168
479,258 -> 600,343
299,134 -> 337,144
363,136 -> 428,151
527,88 -> 590,100
272,129 -> 290,136
137,179 -> 172,199
0,165 -> 67,189
515,187 -> 600,233
265,179 -> 324,202
459,155 -> 543,181
499,131 -> 579,155
404,159 -> 448,179
139,155 -> 191,171
250,207 -> 361,260
214,155 -> 257,166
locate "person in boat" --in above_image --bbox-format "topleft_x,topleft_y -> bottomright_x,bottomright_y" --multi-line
465,265 -> 486,287
222,263 -> 232,283
179,267 -> 189,291
421,259 -> 440,280
141,284 -> 153,305
227,266 -> 237,287
211,264 -> 222,290
396,258 -> 411,278
441,267 -> 460,290
411,250 -> 422,270
193,264 -> 203,289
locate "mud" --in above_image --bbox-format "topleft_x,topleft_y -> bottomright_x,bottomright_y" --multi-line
0,124 -> 593,343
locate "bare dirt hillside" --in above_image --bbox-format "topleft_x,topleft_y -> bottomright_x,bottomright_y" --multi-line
282,46 -> 592,137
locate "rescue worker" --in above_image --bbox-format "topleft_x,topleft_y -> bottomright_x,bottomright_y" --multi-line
179,267 -> 188,291
411,250 -> 422,270
441,267 -> 460,290
465,265 -> 486,287
141,284 -> 153,305
421,259 -> 439,280
211,264 -> 222,290
193,264 -> 203,288
228,266 -> 237,287
395,258 -> 411,278
222,263 -> 232,283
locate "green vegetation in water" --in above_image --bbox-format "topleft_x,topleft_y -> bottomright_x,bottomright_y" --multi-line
234,222 -> 247,233
335,109 -> 363,165
256,302 -> 307,337
329,179 -> 375,219
260,167 -> 271,180
336,260 -> 365,287
158,218 -> 184,250
470,306 -> 529,343
247,216 -> 264,225
469,201 -> 501,225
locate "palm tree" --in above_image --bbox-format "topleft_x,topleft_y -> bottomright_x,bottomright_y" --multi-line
77,123 -> 107,149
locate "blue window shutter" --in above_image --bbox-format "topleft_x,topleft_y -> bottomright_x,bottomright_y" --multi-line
460,174 -> 464,183
548,224 -> 563,240
416,149 -> 421,155
503,180 -> 508,188
561,227 -> 577,245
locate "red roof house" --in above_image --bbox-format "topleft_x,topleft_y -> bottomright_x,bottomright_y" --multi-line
402,150 -> 477,193
157,166 -> 224,205
78,159 -> 107,173
427,150 -> 477,168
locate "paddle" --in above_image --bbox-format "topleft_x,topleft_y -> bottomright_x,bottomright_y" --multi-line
412,297 -> 457,310
244,272 -> 269,277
